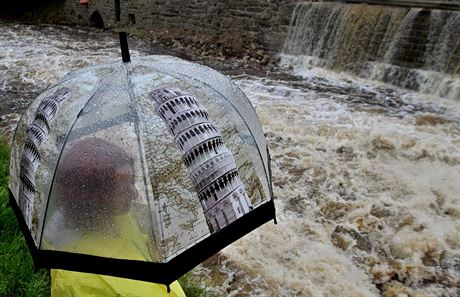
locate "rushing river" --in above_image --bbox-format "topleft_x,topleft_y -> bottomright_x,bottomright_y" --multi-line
1,23 -> 459,297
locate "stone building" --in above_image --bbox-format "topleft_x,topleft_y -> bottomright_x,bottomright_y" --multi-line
150,88 -> 252,233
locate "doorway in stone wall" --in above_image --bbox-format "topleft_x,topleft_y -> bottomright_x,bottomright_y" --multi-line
128,14 -> 136,25
115,0 -> 120,21
89,11 -> 104,28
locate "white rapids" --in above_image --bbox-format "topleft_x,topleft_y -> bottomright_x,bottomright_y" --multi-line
1,23 -> 459,297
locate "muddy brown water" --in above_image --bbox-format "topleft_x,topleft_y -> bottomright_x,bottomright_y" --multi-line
1,22 -> 459,296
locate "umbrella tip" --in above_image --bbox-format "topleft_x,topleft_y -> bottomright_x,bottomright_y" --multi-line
119,32 -> 131,63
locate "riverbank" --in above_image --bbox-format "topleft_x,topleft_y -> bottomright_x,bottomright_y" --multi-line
0,138 -> 49,297
1,0 -> 282,74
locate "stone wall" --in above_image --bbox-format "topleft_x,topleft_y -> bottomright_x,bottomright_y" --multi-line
64,0 -> 460,58
64,0 -> 296,57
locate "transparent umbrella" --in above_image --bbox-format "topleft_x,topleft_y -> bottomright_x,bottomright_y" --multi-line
9,33 -> 276,287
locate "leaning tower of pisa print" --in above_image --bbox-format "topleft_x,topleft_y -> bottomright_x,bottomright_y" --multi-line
150,88 -> 252,233
19,87 -> 70,229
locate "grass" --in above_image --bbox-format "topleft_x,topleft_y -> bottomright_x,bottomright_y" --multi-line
0,137 -> 219,296
179,273 -> 221,297
117,26 -> 148,40
0,138 -> 50,297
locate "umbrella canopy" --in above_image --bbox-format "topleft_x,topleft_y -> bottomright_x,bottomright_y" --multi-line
9,45 -> 276,286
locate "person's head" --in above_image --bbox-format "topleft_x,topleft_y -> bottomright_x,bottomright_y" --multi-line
55,137 -> 136,230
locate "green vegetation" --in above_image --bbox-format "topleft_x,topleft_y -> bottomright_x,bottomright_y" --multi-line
117,26 -> 148,39
0,138 -> 50,297
179,273 -> 221,297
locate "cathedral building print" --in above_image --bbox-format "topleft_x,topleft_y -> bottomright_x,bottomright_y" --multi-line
150,88 -> 252,233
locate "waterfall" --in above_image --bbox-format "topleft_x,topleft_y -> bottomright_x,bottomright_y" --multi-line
282,2 -> 460,100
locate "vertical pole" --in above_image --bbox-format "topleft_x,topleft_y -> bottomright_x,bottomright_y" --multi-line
119,32 -> 131,63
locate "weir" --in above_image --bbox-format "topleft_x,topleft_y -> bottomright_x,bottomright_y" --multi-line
282,2 -> 460,99
62,1 -> 460,99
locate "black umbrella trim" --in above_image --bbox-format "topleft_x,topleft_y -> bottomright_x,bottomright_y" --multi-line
10,188 -> 276,286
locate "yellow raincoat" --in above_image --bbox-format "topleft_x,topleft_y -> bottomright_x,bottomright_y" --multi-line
51,270 -> 185,297
49,213 -> 186,297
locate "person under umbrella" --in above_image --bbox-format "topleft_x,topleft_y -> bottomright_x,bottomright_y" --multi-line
45,137 -> 185,297
9,33 -> 275,289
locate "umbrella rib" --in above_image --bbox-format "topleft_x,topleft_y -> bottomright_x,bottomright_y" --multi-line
57,62 -> 119,84
61,112 -> 132,142
38,67 -> 121,249
124,63 -> 163,261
